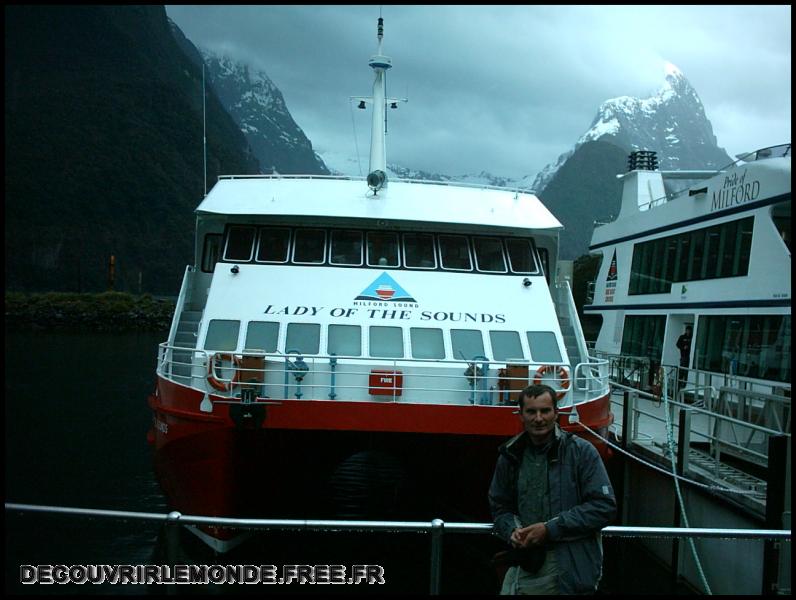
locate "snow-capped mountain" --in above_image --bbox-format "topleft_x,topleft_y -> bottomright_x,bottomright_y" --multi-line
532,63 -> 732,194
200,49 -> 329,175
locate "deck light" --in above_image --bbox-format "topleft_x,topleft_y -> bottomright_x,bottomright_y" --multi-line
231,265 -> 240,274
523,278 -> 532,287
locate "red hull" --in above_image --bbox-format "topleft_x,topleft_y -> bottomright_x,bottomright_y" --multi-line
148,378 -> 613,545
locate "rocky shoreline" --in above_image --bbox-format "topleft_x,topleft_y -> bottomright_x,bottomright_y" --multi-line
5,292 -> 175,332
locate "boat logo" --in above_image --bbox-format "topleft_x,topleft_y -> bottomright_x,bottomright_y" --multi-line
356,272 -> 416,302
604,251 -> 617,303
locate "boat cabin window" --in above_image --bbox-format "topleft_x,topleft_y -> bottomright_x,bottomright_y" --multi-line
293,229 -> 326,264
620,316 -> 665,368
201,234 -> 223,273
330,230 -> 363,265
224,226 -> 256,261
506,239 -> 538,274
256,228 -> 291,263
451,329 -> 486,361
474,237 -> 508,273
526,331 -> 562,363
244,321 -> 280,352
403,233 -> 437,269
327,324 -> 362,357
204,319 -> 241,351
367,232 -> 400,267
439,235 -> 473,271
490,331 -> 524,361
695,315 -> 790,383
410,327 -> 446,359
369,326 -> 404,358
285,323 -> 320,355
630,217 -> 754,295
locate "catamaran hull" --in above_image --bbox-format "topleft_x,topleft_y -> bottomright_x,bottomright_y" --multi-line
148,377 -> 612,550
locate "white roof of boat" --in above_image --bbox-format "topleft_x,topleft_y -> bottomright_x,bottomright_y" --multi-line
195,175 -> 562,231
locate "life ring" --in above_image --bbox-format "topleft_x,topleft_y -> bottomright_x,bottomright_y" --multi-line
532,365 -> 570,399
207,353 -> 241,392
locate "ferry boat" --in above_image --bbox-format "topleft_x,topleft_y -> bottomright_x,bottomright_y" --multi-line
584,145 -> 790,449
147,18 -> 612,552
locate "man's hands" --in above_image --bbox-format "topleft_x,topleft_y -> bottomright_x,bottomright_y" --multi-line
510,522 -> 548,548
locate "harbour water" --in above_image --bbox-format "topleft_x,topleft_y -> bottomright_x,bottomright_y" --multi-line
5,330 -> 690,595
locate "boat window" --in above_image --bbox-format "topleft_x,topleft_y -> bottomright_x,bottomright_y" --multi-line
366,232 -> 399,267
695,315 -> 790,383
403,233 -> 436,269
451,329 -> 486,361
285,323 -> 320,355
330,230 -> 363,265
526,332 -> 562,363
224,226 -> 256,261
328,324 -> 362,357
439,235 -> 472,271
244,321 -> 279,352
292,229 -> 326,264
506,239 -> 537,274
632,217 -> 755,294
474,237 -> 507,273
369,326 -> 404,358
256,228 -> 291,263
619,316 -> 665,369
204,319 -> 241,351
410,328 -> 445,359
201,233 -> 223,273
490,331 -> 524,361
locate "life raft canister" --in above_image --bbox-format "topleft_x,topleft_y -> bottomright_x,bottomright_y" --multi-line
532,364 -> 570,399
207,353 -> 241,392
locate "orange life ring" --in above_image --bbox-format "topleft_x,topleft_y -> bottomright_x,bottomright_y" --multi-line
207,353 -> 241,392
532,364 -> 570,399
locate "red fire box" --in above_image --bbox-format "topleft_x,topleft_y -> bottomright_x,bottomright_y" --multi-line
369,370 -> 403,396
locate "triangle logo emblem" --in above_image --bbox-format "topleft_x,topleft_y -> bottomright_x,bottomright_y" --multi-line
355,272 -> 416,302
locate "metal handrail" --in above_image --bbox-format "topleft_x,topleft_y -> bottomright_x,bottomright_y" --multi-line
6,503 -> 791,595
157,343 -> 610,407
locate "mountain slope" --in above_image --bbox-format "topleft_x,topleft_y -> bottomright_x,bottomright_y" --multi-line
5,5 -> 260,293
200,49 -> 330,175
539,140 -> 629,260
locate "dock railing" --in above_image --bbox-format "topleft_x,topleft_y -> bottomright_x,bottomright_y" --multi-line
5,503 -> 791,594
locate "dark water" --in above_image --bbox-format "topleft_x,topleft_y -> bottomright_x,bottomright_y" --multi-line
5,331 -> 688,595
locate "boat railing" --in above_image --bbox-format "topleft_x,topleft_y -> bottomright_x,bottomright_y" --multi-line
156,343 -> 609,408
216,173 -> 537,195
610,367 -> 789,513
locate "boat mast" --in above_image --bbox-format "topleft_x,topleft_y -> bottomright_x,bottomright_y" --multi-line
367,17 -> 391,192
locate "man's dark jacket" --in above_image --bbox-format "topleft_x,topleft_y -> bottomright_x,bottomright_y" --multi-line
489,427 -> 617,594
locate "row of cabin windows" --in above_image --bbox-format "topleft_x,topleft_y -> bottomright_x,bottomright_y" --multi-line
620,314 -> 791,384
629,216 -> 754,295
204,319 -> 563,363
208,226 -> 544,275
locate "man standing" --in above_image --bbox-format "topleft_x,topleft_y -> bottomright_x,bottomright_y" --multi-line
676,325 -> 693,396
489,384 -> 616,594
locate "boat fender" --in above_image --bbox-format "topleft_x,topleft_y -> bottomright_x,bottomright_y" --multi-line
207,353 -> 241,392
532,365 -> 570,399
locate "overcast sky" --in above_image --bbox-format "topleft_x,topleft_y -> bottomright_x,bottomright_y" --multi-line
166,5 -> 791,179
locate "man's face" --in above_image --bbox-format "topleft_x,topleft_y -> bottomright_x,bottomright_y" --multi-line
519,392 -> 557,445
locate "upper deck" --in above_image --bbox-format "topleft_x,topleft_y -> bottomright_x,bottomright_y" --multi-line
196,175 -> 562,233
